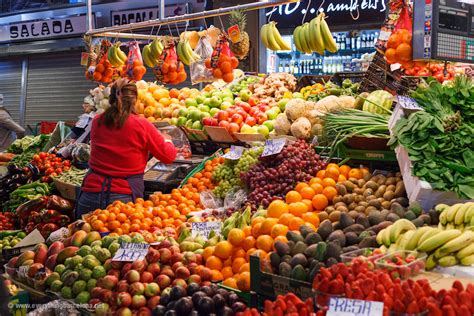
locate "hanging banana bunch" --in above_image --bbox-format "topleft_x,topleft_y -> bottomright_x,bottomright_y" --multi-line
142,38 -> 164,68
176,39 -> 201,66
294,12 -> 338,55
260,21 -> 291,51
107,42 -> 127,67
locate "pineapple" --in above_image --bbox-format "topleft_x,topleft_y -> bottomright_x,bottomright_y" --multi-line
228,10 -> 250,60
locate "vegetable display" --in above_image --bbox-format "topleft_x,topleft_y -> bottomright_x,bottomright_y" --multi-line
389,76 -> 474,198
53,167 -> 88,186
6,134 -> 50,154
5,181 -> 51,211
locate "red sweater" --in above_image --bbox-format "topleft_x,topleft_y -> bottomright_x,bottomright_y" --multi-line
82,114 -> 177,194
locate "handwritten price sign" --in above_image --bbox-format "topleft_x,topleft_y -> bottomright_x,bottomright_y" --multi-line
223,146 -> 245,160
261,138 -> 286,157
397,96 -> 422,111
191,222 -> 222,240
327,297 -> 383,316
112,243 -> 150,262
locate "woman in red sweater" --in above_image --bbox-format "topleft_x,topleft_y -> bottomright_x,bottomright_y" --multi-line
76,79 -> 177,218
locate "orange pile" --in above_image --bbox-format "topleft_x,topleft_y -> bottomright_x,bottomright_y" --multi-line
182,157 -> 224,193
205,55 -> 239,83
385,29 -> 412,66
93,59 -> 114,83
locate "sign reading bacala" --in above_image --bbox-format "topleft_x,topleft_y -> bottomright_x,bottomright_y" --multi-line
111,4 -> 189,26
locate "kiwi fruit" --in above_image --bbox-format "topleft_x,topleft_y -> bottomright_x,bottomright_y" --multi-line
343,181 -> 355,192
363,189 -> 374,197
332,196 -> 343,204
357,179 -> 366,188
336,206 -> 349,213
354,205 -> 366,213
383,191 -> 395,201
348,202 -> 358,210
325,206 -> 336,214
364,181 -> 378,190
335,183 -> 347,196
348,210 -> 359,219
368,199 -> 382,209
329,211 -> 341,222
318,211 -> 329,222
342,194 -> 354,205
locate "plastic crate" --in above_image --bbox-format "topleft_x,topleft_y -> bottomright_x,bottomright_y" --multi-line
39,122 -> 57,134
340,247 -> 385,265
375,250 -> 426,280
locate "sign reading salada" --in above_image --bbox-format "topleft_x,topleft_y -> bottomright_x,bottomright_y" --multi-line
0,15 -> 89,43
111,4 -> 189,26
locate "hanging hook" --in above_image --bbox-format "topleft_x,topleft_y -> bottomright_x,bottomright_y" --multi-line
350,5 -> 360,20
203,17 -> 208,30
267,6 -> 276,23
302,0 -> 312,24
218,14 -> 226,34
148,25 -> 155,44
317,0 -> 325,14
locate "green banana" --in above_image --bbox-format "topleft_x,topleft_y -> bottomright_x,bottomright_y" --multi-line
142,44 -> 155,68
460,254 -> 474,266
107,46 -> 120,67
437,231 -> 474,257
418,229 -> 462,253
456,242 -> 474,259
299,23 -> 311,53
293,26 -> 303,52
405,227 -> 432,251
312,15 -> 325,54
150,39 -> 163,59
434,203 -> 450,213
390,219 -> 416,243
425,254 -> 437,270
438,255 -> 458,267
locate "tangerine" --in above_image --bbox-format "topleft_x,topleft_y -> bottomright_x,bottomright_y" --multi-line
322,186 -> 338,202
312,194 -> 329,211
396,43 -> 412,62
285,190 -> 302,203
270,224 -> 289,238
232,257 -> 247,274
300,186 -> 316,200
228,228 -> 245,247
289,202 -> 308,217
322,178 -> 336,188
205,256 -> 223,270
348,168 -> 362,179
301,199 -> 314,212
302,212 -> 320,227
288,217 -> 305,231
214,241 -> 233,259
267,200 -> 289,218
241,236 -> 256,251
237,272 -> 251,291
295,182 -> 309,192
278,213 -> 295,226
325,167 -> 340,181
316,170 -> 326,179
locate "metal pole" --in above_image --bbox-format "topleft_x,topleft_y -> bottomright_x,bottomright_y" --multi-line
19,58 -> 28,127
86,0 -> 299,36
86,0 -> 93,31
160,0 -> 165,20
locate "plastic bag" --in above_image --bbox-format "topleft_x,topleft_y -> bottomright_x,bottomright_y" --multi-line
124,41 -> 146,81
395,6 -> 412,33
190,36 -> 214,84
157,125 -> 191,159
200,190 -> 223,209
205,34 -> 239,83
153,41 -> 187,85
224,188 -> 247,209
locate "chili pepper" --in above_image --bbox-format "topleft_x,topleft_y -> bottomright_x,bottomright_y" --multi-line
442,305 -> 456,316
406,301 -> 419,314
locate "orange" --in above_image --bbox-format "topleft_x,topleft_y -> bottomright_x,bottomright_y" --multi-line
300,186 -> 316,200
396,43 -> 412,62
92,220 -> 104,231
243,226 -> 252,237
326,163 -> 339,169
267,200 -> 289,218
211,270 -> 223,282
214,241 -> 233,259
228,228 -> 245,247
295,182 -> 309,192
223,277 -> 238,289
251,249 -> 267,260
237,272 -> 251,291
251,217 -> 265,226
310,183 -> 324,194
401,32 -> 412,44
223,257 -> 232,267
270,224 -> 289,238
260,218 -> 279,235
348,168 -> 362,179
202,246 -> 215,260
288,217 -> 305,231
232,257 -> 247,274
316,170 -> 326,179
322,186 -> 338,202
338,174 -> 347,182
312,194 -> 329,211
301,199 -> 314,212
302,212 -> 321,227
285,191 -> 302,203
205,256 -> 223,270
385,48 -> 397,63
251,223 -> 262,237
387,33 -> 401,49
325,167 -> 340,181
338,165 -> 351,178
309,177 -> 323,185
278,213 -> 295,226
241,236 -> 256,251
273,235 -> 288,245
232,247 -> 246,259
222,267 -> 233,279
245,248 -> 257,261
289,202 -> 308,217
322,178 -> 336,188
239,263 -> 250,273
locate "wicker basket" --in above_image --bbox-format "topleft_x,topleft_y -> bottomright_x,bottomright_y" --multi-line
53,178 -> 79,201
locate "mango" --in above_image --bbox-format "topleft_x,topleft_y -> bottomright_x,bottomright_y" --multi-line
33,243 -> 48,264
62,270 -> 79,287
71,230 -> 88,247
27,263 -> 44,278
15,250 -> 35,267
84,232 -> 101,245
46,241 -> 65,257
45,254 -> 58,271
56,246 -> 79,264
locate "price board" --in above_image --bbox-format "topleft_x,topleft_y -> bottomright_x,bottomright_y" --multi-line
191,222 -> 222,239
397,96 -> 422,111
112,243 -> 150,262
327,297 -> 383,316
222,146 -> 245,160
261,138 -> 286,157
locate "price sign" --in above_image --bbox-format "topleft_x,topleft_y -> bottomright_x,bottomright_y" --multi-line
223,146 -> 245,160
397,96 -> 422,111
191,222 -> 222,239
112,243 -> 150,262
18,266 -> 29,279
327,297 -> 383,316
261,138 -> 286,157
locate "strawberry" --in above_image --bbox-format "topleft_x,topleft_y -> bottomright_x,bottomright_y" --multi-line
406,301 -> 419,314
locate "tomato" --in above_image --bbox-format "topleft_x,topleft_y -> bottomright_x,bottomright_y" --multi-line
63,160 -> 71,167
417,69 -> 430,76
39,152 -> 47,159
434,73 -> 444,82
49,154 -> 56,158
33,154 -> 41,162
55,168 -> 63,174
63,166 -> 70,172
54,157 -> 62,163
45,167 -> 55,175
50,172 -> 58,177
41,176 -> 50,183
52,162 -> 60,169
43,163 -> 51,169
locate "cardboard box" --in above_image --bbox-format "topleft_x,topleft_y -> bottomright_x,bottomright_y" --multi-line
204,126 -> 236,142
234,133 -> 266,143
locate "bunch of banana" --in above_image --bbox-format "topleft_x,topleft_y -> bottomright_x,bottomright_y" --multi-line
142,39 -> 164,68
107,42 -> 127,67
293,12 -> 338,55
176,39 -> 201,66
436,202 -> 474,231
376,219 -> 417,249
261,21 -> 291,51
221,207 -> 251,238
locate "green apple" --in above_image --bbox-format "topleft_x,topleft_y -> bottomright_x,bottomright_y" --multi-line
271,106 -> 281,114
198,105 -> 210,113
278,98 -> 289,111
221,89 -> 234,99
201,91 -> 211,98
234,97 -> 242,104
265,108 -> 279,120
222,97 -> 234,104
263,120 -> 274,131
239,89 -> 252,102
240,124 -> 253,134
177,117 -> 187,126
189,110 -> 202,122
187,106 -> 197,112
195,95 -> 205,104
210,96 -> 222,108
170,118 -> 178,126
220,101 -> 232,110
203,98 -> 212,107
293,92 -> 304,99
178,108 -> 189,118
192,121 -> 203,130
200,112 -> 211,120
250,126 -> 259,134
185,119 -> 194,128
257,125 -> 270,137
185,98 -> 198,107
172,109 -> 180,118
210,108 -> 220,117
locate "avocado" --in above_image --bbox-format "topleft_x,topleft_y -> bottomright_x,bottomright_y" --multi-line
299,225 -> 314,238
286,231 -> 305,243
292,241 -> 308,256
368,211 -> 383,226
274,241 -> 290,257
358,236 -> 378,248
324,241 -> 341,261
327,230 -> 346,247
356,214 -> 370,228
412,218 -> 425,227
305,232 -> 322,245
290,264 -> 307,281
278,262 -> 292,277
419,214 -> 432,225
395,197 -> 409,207
309,262 -> 326,281
317,220 -> 333,240
404,210 -> 417,221
270,252 -> 281,270
428,210 -> 439,225
342,246 -> 359,253
408,201 -> 422,217
304,244 -> 318,258
345,232 -> 360,246
315,242 -> 327,261
339,213 -> 355,229
290,254 -> 308,268
342,224 -> 365,235
325,257 -> 339,267
386,213 -> 400,222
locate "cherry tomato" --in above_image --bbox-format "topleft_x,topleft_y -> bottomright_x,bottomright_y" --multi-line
63,161 -> 71,167
52,163 -> 60,169
41,176 -> 50,183
53,157 -> 62,163
39,152 -> 47,159
45,167 -> 54,175
33,154 -> 41,162
49,154 -> 56,158
55,168 -> 63,174
43,163 -> 51,169
50,172 -> 58,177
63,166 -> 70,172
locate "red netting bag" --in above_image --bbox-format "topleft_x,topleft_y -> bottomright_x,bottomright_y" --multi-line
205,34 -> 239,83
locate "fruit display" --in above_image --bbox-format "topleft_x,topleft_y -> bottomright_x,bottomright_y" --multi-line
238,293 -> 314,316
107,42 -> 127,69
181,157 -> 224,193
261,21 -> 291,51
142,39 -> 164,68
293,12 -> 338,55
31,152 -> 71,183
228,10 -> 250,60
0,231 -> 25,250
374,250 -> 426,280
205,35 -> 239,83
229,76 -> 261,94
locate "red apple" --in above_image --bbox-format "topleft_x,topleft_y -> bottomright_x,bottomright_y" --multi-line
145,248 -> 160,264
237,110 -> 248,120
248,96 -> 258,106
241,102 -> 251,112
137,306 -> 152,316
147,296 -> 160,310
107,268 -> 120,279
129,282 -> 145,296
216,110 -> 229,122
116,292 -> 132,307
231,113 -> 243,125
146,263 -> 161,277
172,278 -> 187,288
175,266 -> 190,279
257,113 -> 268,124
158,248 -> 171,264
155,274 -> 171,289
245,116 -> 257,126
131,295 -> 147,309
227,108 -> 237,118
132,260 -> 146,273
115,307 -> 132,316
188,274 -> 201,285
228,122 -> 240,133
218,120 -> 230,129
116,280 -> 129,292
249,107 -> 258,116
140,271 -> 154,283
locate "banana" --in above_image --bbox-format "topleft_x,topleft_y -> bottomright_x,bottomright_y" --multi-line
454,203 -> 473,225
398,230 -> 415,250
389,219 -> 417,243
460,254 -> 474,266
376,228 -> 386,245
446,223 -> 455,230
425,254 -> 437,270
388,243 -> 398,253
446,203 -> 464,223
319,12 -> 338,53
261,24 -> 270,49
116,44 -> 127,63
435,203 -> 450,213
382,225 -> 393,247
299,23 -> 312,53
293,26 -> 303,52
456,242 -> 474,259
311,15 -> 325,54
183,40 -> 201,64
405,226 -> 433,251
150,39 -> 163,60
418,228 -> 442,247
176,41 -> 189,65
270,22 -> 291,50
107,45 -> 120,67
438,231 -> 474,257
433,247 -> 444,259
142,44 -> 155,68
265,23 -> 281,51
418,229 -> 463,253
464,203 -> 474,224
438,255 -> 458,267
439,209 -> 448,225
379,245 -> 388,253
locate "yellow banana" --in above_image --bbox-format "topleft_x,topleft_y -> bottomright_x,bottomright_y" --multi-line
265,23 -> 281,51
438,255 -> 458,267
418,229 -> 462,253
261,24 -> 270,49
417,227 -> 442,247
116,44 -> 127,63
293,26 -> 303,52
299,23 -> 311,54
460,254 -> 474,266
446,203 -> 464,223
438,231 -> 474,257
456,242 -> 474,259
270,22 -> 291,51
405,226 -> 433,251
150,39 -> 163,59
142,44 -> 155,68
319,13 -> 338,53
310,16 -> 325,54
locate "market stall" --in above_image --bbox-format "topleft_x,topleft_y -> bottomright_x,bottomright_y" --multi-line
0,0 -> 473,315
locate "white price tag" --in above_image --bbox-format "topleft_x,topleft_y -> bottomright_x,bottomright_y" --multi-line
191,222 -> 222,240
18,266 -> 29,278
327,297 -> 383,316
223,146 -> 245,160
397,96 -> 422,111
112,243 -> 149,262
261,138 -> 286,157
378,30 -> 391,41
390,63 -> 402,72
75,114 -> 90,129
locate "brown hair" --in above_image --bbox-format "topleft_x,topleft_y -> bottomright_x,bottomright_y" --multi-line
100,79 -> 137,129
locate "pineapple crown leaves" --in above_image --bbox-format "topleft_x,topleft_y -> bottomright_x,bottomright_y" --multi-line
228,10 -> 247,30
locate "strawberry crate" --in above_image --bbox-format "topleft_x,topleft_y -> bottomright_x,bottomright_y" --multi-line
340,247 -> 386,265
375,250 -> 426,280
